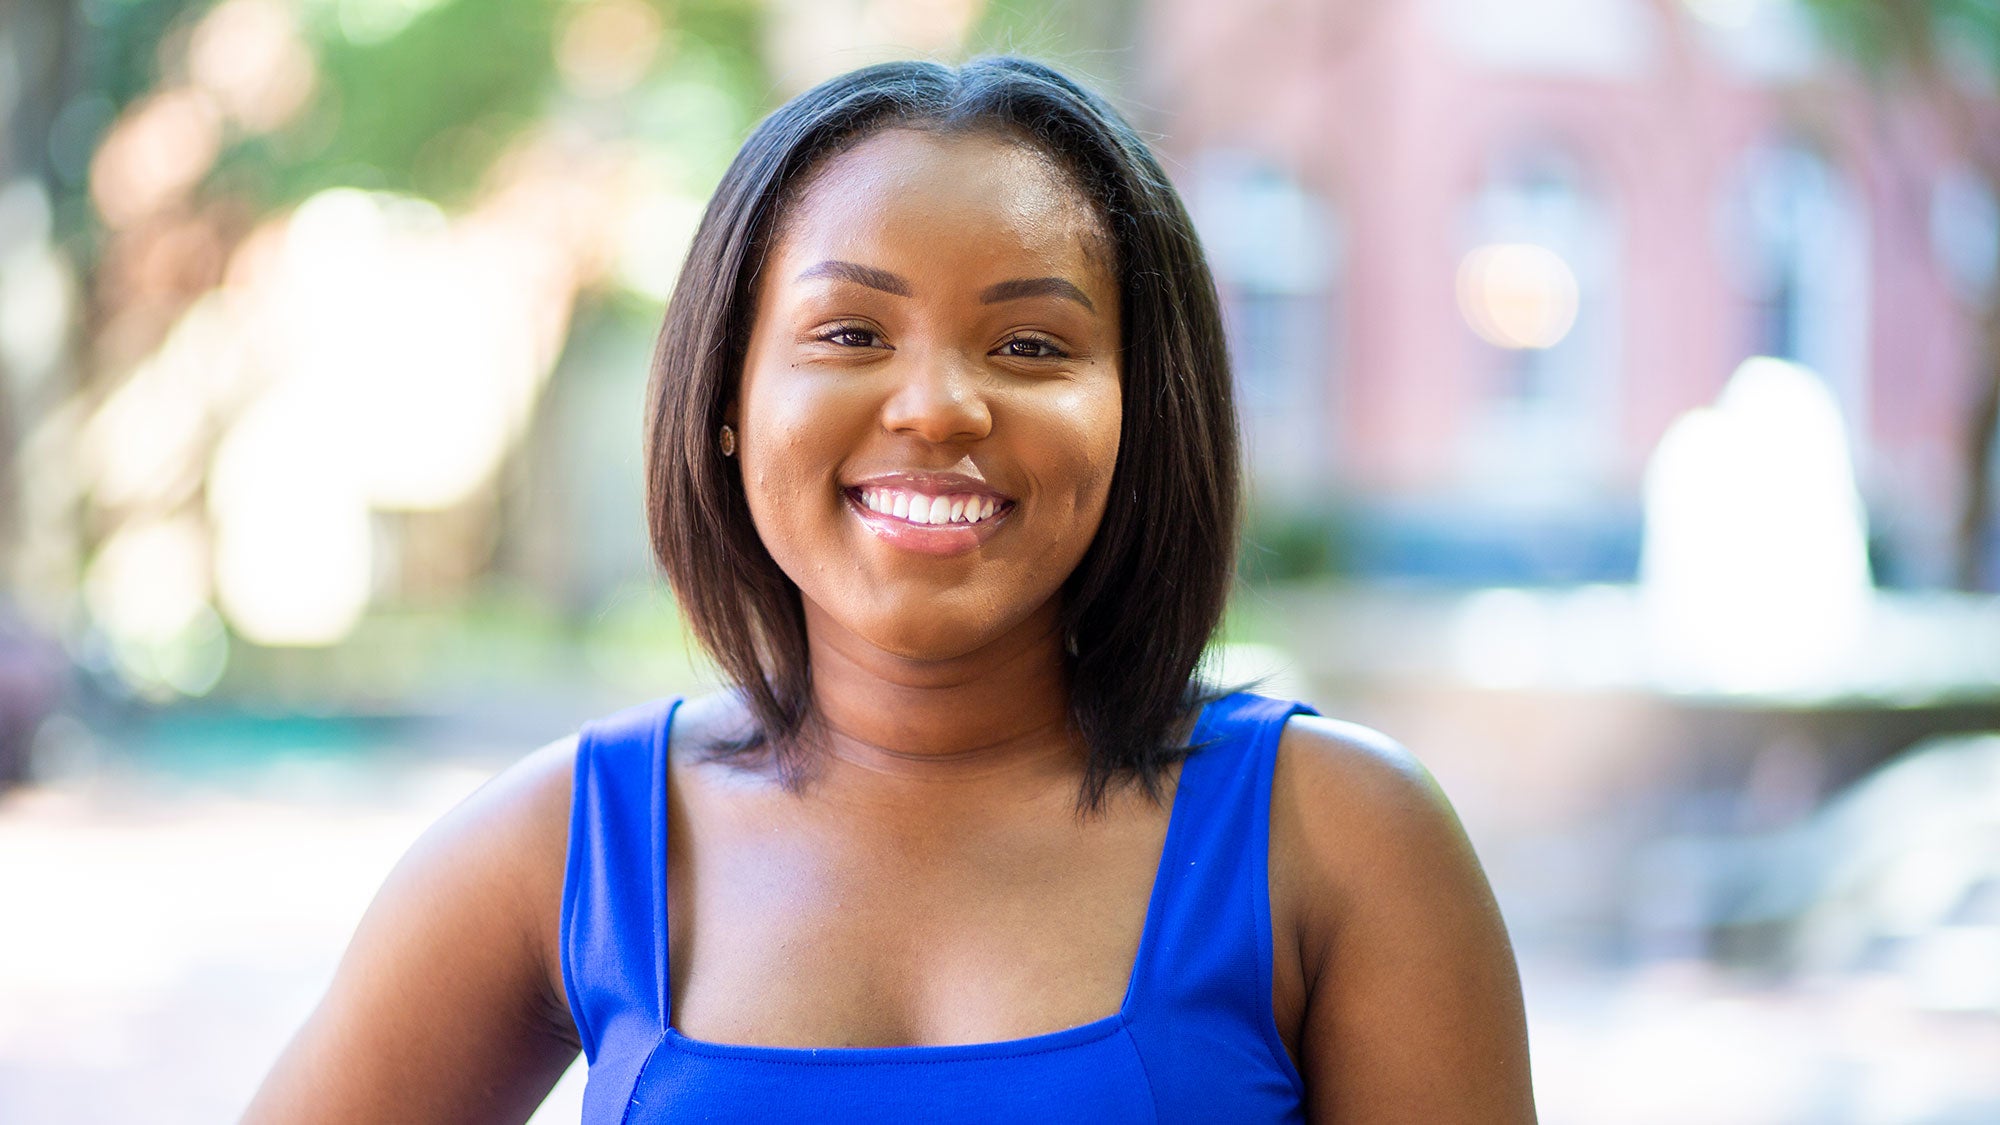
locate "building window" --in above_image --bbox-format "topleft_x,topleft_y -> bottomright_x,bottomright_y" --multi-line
1931,166 -> 1999,306
1456,147 -> 1619,502
1722,140 -> 1871,439
1186,151 -> 1340,489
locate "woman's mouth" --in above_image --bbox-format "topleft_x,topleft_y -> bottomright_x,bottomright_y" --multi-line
854,486 -> 1004,526
842,480 -> 1015,556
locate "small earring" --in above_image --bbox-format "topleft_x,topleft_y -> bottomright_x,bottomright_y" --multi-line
718,424 -> 736,457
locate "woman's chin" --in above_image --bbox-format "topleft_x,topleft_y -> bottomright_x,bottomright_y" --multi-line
854,620 -> 1008,665
807,602 -> 1037,668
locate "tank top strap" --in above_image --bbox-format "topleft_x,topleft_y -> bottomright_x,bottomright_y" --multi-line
561,696 -> 681,1072
1123,692 -> 1316,1082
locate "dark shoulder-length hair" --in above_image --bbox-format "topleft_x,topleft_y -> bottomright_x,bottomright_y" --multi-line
645,56 -> 1239,809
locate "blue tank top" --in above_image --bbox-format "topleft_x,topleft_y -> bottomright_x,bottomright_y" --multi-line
560,691 -> 1315,1123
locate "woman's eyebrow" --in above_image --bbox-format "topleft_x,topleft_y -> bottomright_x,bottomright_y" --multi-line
979,277 -> 1095,312
793,261 -> 1096,313
795,259 -> 911,296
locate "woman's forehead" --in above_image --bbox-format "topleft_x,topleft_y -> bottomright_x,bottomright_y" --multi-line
770,128 -> 1114,288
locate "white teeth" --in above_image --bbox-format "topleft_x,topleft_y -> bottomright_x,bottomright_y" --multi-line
855,488 -> 1006,526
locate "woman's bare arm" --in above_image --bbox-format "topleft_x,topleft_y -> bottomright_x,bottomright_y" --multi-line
1274,717 -> 1536,1124
242,737 -> 582,1125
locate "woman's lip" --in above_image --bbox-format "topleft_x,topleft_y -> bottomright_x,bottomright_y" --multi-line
843,489 -> 1011,556
843,471 -> 1014,503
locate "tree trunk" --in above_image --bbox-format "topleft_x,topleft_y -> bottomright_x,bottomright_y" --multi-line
0,0 -> 84,584
1955,294 -> 2000,589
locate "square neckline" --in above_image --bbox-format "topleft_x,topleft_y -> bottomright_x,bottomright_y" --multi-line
654,694 -> 1223,1064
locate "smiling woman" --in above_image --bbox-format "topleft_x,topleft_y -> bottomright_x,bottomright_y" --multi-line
648,66 -> 1237,808
242,58 -> 1536,1125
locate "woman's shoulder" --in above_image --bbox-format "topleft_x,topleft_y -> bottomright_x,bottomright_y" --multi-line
1266,706 -> 1497,987
406,734 -> 581,888
1272,711 -> 1442,833
665,690 -> 755,758
344,734 -> 582,925
1264,708 -> 1530,1104
411,733 -> 581,961
568,691 -> 753,766
1266,708 -> 1534,1118
349,731 -> 586,1032
545,691 -> 762,839
481,733 -> 582,850
1268,710 -> 1475,907
241,734 -> 587,1121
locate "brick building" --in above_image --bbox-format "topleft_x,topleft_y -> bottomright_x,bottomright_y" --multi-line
1141,0 -> 1996,585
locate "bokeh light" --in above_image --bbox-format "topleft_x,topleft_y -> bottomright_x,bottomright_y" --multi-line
556,0 -> 667,98
208,380 -> 377,647
188,0 -> 318,133
1456,242 -> 1582,350
88,89 -> 223,230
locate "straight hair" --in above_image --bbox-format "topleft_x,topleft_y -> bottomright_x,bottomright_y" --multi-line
644,56 -> 1239,809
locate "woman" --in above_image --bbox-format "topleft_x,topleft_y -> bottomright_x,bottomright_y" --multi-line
245,57 -> 1535,1123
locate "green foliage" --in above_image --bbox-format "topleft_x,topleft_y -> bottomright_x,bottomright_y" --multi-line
72,0 -> 770,214
294,0 -> 769,203
622,25 -> 771,191
291,0 -> 560,202
968,0 -> 1138,82
1238,502 -> 1348,586
1799,0 -> 2000,81
74,0 -> 210,110
53,0 -> 208,236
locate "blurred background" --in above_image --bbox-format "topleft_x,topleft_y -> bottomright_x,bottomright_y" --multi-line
0,0 -> 1997,1120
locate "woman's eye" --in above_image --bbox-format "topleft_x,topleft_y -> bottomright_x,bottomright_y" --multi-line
998,336 -> 1066,359
818,325 -> 882,348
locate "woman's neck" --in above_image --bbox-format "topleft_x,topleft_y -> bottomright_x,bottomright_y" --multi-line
799,596 -> 1082,789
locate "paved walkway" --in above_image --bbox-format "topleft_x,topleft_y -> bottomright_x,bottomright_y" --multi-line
0,743 -> 586,1124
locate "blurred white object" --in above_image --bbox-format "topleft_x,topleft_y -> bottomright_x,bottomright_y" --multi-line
1640,356 -> 1874,695
1753,732 -> 2000,1013
1428,0 -> 1659,78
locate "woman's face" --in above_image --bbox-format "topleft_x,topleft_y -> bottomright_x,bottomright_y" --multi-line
735,127 -> 1122,663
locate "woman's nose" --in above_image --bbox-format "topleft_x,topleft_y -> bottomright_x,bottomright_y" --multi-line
880,351 -> 993,444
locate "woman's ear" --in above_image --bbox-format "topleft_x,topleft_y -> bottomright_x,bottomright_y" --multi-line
718,400 -> 741,459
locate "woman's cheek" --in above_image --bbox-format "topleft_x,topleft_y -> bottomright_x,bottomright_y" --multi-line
738,410 -> 829,574
1017,380 -> 1120,554
1060,378 -> 1122,507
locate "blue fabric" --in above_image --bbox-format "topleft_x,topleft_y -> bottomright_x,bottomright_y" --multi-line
561,692 -> 1315,1123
